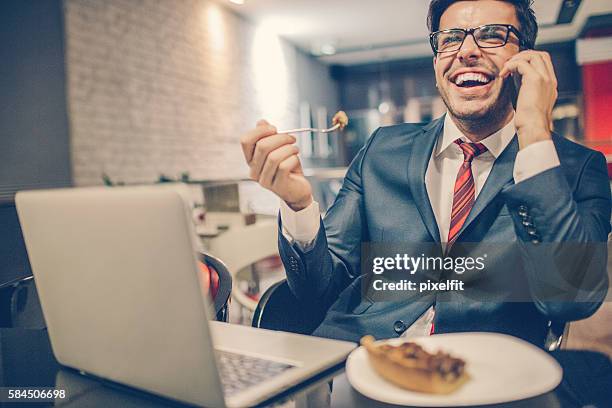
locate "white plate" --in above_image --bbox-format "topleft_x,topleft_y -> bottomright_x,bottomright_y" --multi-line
346,332 -> 562,407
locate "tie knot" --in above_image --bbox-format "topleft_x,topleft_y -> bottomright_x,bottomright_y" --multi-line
454,139 -> 487,162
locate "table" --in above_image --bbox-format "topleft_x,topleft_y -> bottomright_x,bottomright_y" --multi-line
0,328 -> 609,407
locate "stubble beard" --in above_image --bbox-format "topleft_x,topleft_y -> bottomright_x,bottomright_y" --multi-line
440,78 -> 515,137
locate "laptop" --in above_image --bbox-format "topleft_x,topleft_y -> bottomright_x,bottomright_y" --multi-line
15,185 -> 355,408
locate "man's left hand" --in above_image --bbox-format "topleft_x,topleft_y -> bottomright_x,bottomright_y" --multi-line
499,50 -> 558,149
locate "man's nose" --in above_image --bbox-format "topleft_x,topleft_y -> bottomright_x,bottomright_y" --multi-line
457,33 -> 482,62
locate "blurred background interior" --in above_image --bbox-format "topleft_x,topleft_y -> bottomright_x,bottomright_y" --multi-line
1,0 -> 611,354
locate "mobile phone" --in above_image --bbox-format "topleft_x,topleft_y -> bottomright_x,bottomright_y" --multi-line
508,73 -> 522,110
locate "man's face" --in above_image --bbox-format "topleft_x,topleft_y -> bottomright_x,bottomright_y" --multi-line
433,1 -> 521,121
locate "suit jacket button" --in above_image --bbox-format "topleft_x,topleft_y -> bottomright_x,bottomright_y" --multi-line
393,320 -> 406,335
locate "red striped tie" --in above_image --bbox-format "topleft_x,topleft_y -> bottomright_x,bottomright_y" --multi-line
447,139 -> 487,250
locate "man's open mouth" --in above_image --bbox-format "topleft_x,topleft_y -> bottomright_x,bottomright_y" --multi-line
450,72 -> 494,88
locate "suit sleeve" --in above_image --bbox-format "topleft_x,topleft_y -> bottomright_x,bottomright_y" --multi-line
502,149 -> 611,321
277,129 -> 380,307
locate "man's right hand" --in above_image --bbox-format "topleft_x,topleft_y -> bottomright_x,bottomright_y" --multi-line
240,120 -> 313,211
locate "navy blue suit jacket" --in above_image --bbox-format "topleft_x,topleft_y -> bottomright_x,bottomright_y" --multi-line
278,116 -> 611,346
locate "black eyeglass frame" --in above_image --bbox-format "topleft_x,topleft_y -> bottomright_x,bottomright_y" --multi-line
429,24 -> 528,54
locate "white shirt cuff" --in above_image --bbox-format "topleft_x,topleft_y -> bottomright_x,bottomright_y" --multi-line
279,199 -> 320,246
513,140 -> 560,183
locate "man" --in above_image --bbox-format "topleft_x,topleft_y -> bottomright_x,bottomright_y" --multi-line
240,0 -> 611,346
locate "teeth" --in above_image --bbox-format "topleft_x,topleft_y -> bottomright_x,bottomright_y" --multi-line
454,72 -> 491,85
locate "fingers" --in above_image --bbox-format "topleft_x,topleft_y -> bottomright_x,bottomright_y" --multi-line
499,52 -> 522,78
249,133 -> 296,180
275,155 -> 302,184
499,52 -> 532,77
541,52 -> 558,105
499,51 -> 536,76
258,144 -> 300,189
499,51 -> 557,87
500,58 -> 538,80
540,52 -> 558,90
500,51 -> 559,108
240,120 -> 278,163
522,53 -> 548,77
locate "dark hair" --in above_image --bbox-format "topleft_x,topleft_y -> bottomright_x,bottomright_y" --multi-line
427,0 -> 538,49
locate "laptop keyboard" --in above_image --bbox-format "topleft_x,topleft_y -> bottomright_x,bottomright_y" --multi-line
216,350 -> 294,395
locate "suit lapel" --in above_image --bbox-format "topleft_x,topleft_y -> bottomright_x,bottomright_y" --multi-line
457,135 -> 519,238
407,116 -> 444,244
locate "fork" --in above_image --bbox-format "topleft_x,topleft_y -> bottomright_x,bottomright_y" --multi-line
276,123 -> 341,135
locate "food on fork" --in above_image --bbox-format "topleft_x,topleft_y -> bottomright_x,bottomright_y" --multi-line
332,111 -> 349,130
276,111 -> 348,135
361,335 -> 469,394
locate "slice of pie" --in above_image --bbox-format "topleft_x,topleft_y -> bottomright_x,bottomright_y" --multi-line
361,335 -> 469,394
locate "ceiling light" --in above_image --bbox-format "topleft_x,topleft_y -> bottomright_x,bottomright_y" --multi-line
320,44 -> 337,56
378,101 -> 391,114
229,0 -> 244,4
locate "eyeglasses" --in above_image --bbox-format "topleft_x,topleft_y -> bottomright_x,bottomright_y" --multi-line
429,24 -> 526,54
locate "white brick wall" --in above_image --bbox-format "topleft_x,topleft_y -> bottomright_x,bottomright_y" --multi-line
64,0 -> 321,186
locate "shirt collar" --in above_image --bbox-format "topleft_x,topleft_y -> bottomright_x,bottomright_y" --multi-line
435,112 -> 516,159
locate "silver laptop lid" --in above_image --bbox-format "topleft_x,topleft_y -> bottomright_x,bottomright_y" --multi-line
16,185 -> 225,407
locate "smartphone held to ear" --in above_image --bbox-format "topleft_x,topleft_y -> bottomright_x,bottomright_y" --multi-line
508,73 -> 522,110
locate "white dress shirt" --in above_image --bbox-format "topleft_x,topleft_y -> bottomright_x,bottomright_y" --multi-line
428,114 -> 516,244
279,113 -> 561,336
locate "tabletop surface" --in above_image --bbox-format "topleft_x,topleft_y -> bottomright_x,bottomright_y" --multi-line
0,328 -> 610,408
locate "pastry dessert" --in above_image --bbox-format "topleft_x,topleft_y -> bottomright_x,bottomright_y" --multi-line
361,335 -> 468,394
332,111 -> 349,130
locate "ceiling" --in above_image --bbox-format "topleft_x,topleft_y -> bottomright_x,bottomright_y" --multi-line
217,0 -> 612,65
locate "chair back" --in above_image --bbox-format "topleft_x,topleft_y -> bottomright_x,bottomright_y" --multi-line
206,220 -> 279,311
199,253 -> 232,322
252,280 -> 329,335
0,276 -> 45,329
